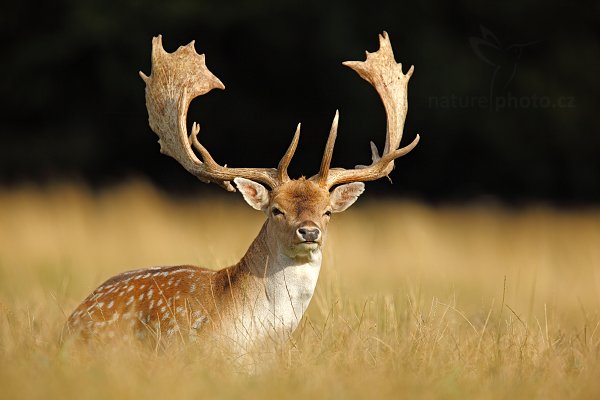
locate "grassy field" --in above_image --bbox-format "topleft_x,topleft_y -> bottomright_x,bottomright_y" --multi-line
1,182 -> 599,399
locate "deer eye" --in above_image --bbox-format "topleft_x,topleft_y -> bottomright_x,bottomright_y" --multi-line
324,210 -> 332,217
272,207 -> 284,216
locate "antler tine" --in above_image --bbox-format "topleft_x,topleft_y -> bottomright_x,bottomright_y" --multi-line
277,123 -> 301,182
309,31 -> 420,189
315,110 -> 339,186
140,35 -> 282,191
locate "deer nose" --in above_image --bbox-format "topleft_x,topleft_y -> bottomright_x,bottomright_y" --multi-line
297,226 -> 321,242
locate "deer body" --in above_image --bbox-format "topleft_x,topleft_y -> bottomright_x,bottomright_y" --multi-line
66,32 -> 421,349
67,179 -> 341,348
68,221 -> 321,349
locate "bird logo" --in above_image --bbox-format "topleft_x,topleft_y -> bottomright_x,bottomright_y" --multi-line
469,26 -> 538,106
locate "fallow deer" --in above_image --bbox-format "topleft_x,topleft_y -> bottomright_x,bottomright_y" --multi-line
66,32 -> 420,351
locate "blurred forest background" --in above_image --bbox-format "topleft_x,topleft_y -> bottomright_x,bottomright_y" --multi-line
1,0 -> 598,204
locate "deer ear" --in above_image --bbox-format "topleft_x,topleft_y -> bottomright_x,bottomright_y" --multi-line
234,177 -> 270,211
330,182 -> 365,213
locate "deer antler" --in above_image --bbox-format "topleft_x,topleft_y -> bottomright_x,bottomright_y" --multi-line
139,35 -> 299,191
310,31 -> 420,189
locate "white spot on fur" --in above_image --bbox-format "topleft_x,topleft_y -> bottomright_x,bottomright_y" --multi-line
126,296 -> 134,306
192,315 -> 207,330
167,326 -> 179,336
177,268 -> 195,274
107,301 -> 114,309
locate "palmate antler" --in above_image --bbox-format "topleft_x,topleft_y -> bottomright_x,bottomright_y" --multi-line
140,32 -> 419,192
310,31 -> 420,189
139,35 -> 299,192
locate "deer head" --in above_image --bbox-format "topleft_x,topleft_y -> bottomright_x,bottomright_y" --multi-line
232,177 -> 363,261
139,32 -> 419,261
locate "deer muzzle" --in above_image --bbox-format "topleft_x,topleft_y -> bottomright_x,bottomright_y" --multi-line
296,223 -> 321,243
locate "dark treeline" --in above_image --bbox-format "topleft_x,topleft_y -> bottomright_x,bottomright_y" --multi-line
1,0 -> 598,203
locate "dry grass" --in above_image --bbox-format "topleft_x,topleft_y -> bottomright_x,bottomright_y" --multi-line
1,182 -> 599,399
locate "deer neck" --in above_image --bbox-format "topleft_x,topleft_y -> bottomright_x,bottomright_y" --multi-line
226,221 -> 322,346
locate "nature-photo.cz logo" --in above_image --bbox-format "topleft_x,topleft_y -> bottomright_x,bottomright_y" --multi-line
428,26 -> 576,111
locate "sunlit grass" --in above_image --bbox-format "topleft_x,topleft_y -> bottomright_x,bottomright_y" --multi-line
1,182 -> 599,399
